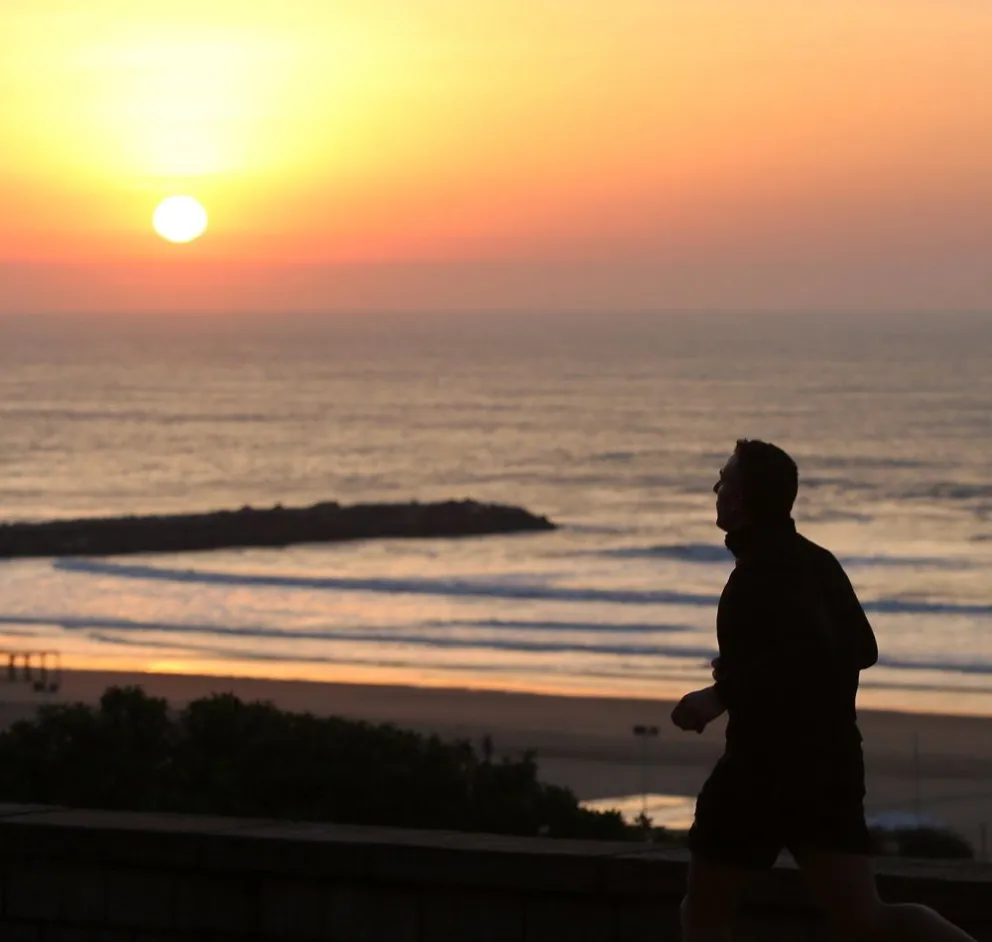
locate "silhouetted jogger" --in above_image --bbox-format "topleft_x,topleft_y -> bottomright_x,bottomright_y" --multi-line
671,439 -> 977,942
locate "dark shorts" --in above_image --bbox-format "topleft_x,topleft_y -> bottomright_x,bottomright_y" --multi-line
688,750 -> 872,870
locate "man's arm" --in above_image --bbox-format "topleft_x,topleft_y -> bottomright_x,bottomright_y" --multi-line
827,556 -> 878,669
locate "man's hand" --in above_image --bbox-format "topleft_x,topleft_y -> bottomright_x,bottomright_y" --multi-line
671,685 -> 726,734
711,656 -> 723,682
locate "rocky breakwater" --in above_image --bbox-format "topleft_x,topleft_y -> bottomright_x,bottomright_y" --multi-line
0,500 -> 557,558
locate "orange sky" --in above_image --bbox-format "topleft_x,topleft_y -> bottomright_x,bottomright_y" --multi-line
1,1 -> 990,314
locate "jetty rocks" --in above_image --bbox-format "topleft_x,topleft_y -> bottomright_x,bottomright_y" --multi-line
0,500 -> 557,559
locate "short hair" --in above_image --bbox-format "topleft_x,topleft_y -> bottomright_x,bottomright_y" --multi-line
733,439 -> 798,520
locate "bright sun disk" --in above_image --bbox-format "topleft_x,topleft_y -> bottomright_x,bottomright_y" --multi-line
153,195 -> 208,243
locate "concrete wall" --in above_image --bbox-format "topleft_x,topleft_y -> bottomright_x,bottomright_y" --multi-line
0,804 -> 989,941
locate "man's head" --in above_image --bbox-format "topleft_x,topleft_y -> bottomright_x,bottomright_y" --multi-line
714,439 -> 798,532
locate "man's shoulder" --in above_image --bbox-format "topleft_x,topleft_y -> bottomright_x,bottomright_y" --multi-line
736,532 -> 846,594
793,533 -> 863,600
794,532 -> 844,571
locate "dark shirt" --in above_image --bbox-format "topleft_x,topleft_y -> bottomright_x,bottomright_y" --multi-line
713,518 -> 878,764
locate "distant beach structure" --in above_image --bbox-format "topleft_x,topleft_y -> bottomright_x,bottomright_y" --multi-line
2,650 -> 61,694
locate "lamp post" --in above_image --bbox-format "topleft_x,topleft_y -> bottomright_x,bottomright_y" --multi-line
632,724 -> 659,818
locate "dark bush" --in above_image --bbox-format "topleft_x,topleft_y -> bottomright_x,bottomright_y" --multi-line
8,686 -> 964,857
871,826 -> 974,860
0,686 -> 632,840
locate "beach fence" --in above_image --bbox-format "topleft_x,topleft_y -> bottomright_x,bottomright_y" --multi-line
899,730 -> 991,863
1,649 -> 62,695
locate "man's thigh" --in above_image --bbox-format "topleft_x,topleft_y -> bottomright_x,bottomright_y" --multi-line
689,758 -> 784,870
783,758 -> 872,858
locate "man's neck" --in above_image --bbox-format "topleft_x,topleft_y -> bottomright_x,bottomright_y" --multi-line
724,517 -> 796,559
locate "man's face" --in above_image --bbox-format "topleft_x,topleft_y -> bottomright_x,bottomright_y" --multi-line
714,453 -> 746,532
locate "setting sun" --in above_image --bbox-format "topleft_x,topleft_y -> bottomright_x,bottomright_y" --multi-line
1,1 -> 991,312
153,196 -> 208,244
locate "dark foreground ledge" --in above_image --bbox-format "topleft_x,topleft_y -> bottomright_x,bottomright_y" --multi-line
0,500 -> 557,558
0,805 -> 989,941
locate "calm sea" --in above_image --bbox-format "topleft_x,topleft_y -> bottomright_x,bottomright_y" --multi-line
1,312 -> 990,714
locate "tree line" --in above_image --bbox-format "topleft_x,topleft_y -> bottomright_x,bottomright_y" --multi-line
0,686 -> 972,859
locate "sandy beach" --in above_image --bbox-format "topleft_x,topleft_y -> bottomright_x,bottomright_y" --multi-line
2,668 -> 990,855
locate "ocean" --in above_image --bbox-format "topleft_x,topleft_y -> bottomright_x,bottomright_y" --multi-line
1,311 -> 990,715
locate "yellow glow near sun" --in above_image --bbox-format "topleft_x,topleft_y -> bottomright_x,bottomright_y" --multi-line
3,1 -> 992,268
153,196 -> 208,243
